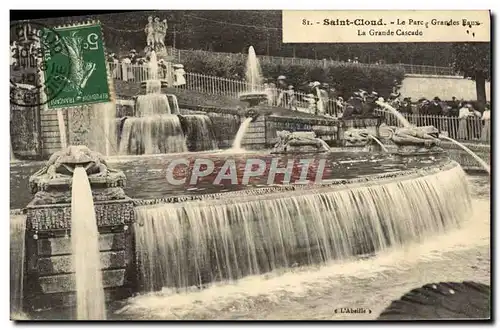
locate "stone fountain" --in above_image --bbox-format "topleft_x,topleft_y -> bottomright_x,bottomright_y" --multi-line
271,130 -> 330,154
24,145 -> 135,312
238,46 -> 270,112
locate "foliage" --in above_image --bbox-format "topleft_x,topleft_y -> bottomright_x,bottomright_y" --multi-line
35,11 -> 454,67
452,43 -> 491,81
180,50 -> 405,97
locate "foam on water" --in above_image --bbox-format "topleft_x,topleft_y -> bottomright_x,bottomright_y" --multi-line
136,92 -> 172,116
119,194 -> 489,320
134,164 -> 471,291
71,167 -> 106,320
118,115 -> 187,155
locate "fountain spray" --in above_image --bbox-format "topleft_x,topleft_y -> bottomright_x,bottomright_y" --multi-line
71,167 -> 106,320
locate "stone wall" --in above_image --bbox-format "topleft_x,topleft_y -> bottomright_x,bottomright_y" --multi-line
400,74 -> 491,101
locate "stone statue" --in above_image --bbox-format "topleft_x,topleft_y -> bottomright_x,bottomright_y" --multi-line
380,125 -> 441,148
344,129 -> 371,145
28,145 -> 127,205
30,145 -> 125,191
145,16 -> 155,48
144,16 -> 168,55
272,131 -> 330,154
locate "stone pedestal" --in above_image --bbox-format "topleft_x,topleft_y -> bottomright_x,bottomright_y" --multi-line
23,148 -> 136,313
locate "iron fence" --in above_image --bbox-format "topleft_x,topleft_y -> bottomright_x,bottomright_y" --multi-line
375,110 -> 490,143
171,48 -> 457,76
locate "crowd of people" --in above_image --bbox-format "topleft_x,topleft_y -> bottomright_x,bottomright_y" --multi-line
261,75 -> 490,142
106,49 -> 186,86
389,96 -> 491,142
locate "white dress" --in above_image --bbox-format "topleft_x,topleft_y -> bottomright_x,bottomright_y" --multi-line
481,110 -> 491,142
121,58 -> 131,81
457,107 -> 471,140
174,68 -> 186,86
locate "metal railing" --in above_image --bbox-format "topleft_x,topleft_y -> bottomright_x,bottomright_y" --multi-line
108,62 -> 343,117
108,62 -> 489,143
375,110 -> 490,143
171,48 -> 457,76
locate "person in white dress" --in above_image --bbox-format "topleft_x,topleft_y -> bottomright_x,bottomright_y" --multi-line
305,94 -> 316,114
173,64 -> 186,87
121,56 -> 132,82
457,104 -> 480,140
481,105 -> 491,142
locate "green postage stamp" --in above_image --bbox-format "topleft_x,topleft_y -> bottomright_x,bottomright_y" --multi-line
41,22 -> 112,109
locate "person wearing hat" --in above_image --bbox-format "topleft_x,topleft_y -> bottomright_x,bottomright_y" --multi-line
457,103 -> 475,139
173,64 -> 186,87
277,76 -> 287,89
121,55 -> 132,82
129,49 -> 138,64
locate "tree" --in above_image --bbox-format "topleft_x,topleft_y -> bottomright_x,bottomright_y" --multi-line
452,42 -> 490,110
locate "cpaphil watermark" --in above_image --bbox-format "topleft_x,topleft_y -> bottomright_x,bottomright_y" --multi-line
165,157 -> 331,187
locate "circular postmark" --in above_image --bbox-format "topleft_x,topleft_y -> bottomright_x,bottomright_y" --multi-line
10,20 -> 72,107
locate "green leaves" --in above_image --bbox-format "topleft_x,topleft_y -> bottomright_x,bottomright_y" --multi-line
180,50 -> 405,97
452,43 -> 490,81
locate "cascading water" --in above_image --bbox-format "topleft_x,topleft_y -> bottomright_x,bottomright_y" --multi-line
88,102 -> 118,156
10,213 -> 26,317
179,115 -> 218,151
118,50 -> 189,154
71,167 -> 106,320
137,80 -> 172,116
135,164 -> 471,291
230,117 -> 253,151
119,115 -> 187,155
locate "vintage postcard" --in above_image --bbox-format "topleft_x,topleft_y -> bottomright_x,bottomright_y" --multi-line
9,9 -> 491,321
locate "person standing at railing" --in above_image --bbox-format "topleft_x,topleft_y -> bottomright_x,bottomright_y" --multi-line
276,76 -> 288,108
286,85 -> 297,111
447,102 -> 460,139
263,83 -> 273,106
305,93 -> 317,114
121,56 -> 132,82
428,97 -> 444,130
109,53 -> 120,79
457,103 -> 476,140
173,64 -> 186,88
481,104 -> 491,142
